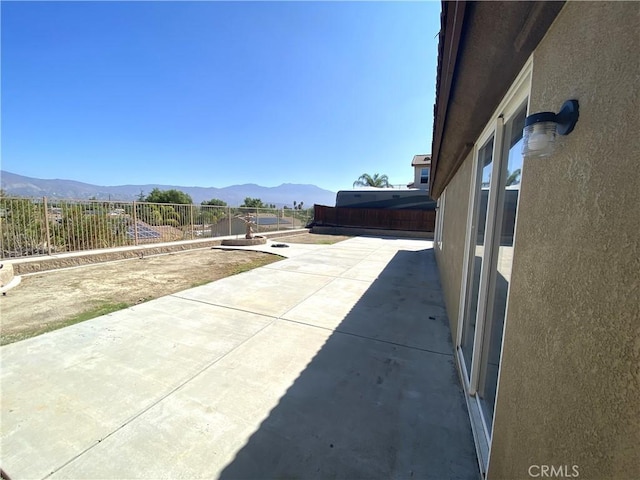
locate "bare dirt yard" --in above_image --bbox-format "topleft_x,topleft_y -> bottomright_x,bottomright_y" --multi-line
0,233 -> 351,345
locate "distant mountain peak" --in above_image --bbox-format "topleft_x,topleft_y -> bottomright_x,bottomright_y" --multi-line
0,170 -> 336,207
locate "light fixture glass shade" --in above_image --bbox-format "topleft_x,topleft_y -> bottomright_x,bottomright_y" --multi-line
522,121 -> 557,158
522,100 -> 579,159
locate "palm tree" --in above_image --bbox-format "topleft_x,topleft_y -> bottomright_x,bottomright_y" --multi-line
353,173 -> 391,188
506,168 -> 522,186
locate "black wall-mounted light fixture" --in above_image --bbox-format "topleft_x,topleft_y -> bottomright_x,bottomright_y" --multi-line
522,99 -> 579,158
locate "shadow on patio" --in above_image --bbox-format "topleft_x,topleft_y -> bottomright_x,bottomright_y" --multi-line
219,247 -> 478,479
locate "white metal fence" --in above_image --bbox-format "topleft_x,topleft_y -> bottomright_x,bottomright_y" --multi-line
0,197 -> 313,259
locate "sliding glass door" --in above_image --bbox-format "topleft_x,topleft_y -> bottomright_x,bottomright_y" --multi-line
460,136 -> 494,381
456,63 -> 530,464
476,107 -> 526,433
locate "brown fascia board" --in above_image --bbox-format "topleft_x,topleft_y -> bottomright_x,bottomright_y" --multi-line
430,0 -> 467,199
429,1 -> 565,199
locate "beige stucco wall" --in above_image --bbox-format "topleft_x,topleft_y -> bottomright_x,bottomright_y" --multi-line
434,151 -> 472,342
488,2 -> 640,479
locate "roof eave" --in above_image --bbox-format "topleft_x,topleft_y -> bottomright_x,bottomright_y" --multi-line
429,1 -> 565,199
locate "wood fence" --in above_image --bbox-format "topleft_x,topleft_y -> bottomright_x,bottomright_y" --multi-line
313,205 -> 435,232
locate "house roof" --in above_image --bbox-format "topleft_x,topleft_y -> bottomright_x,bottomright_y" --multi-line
411,154 -> 431,167
429,1 -> 565,198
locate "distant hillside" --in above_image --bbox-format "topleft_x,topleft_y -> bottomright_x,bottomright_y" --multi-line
0,171 -> 336,207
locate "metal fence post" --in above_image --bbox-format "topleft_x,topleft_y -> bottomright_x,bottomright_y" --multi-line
190,204 -> 195,240
132,201 -> 139,246
43,196 -> 52,256
228,206 -> 231,235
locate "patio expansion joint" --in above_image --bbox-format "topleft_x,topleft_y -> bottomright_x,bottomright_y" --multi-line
257,252 -> 390,284
167,293 -> 281,320
260,264 -> 375,283
277,316 -> 454,358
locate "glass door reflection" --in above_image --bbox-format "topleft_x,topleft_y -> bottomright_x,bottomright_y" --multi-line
460,136 -> 494,380
477,105 -> 527,435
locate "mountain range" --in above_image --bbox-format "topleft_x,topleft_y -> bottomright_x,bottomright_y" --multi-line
0,171 -> 336,207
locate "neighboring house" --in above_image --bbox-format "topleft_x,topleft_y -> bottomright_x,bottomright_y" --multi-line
407,154 -> 431,190
429,2 -> 638,479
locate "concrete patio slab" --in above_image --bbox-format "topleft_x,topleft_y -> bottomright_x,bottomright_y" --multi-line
1,298 -> 274,479
172,268 -> 334,317
0,236 -> 479,480
48,320 -> 332,479
283,277 -> 449,336
341,258 -> 395,281
263,252 -> 364,277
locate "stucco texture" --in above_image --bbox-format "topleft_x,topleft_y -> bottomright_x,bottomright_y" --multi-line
488,2 -> 640,479
435,151 -> 472,344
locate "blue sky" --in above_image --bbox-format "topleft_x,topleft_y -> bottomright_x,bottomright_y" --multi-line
2,1 -> 441,192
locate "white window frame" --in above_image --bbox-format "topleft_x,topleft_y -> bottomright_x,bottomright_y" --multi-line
420,167 -> 430,184
455,56 -> 533,477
